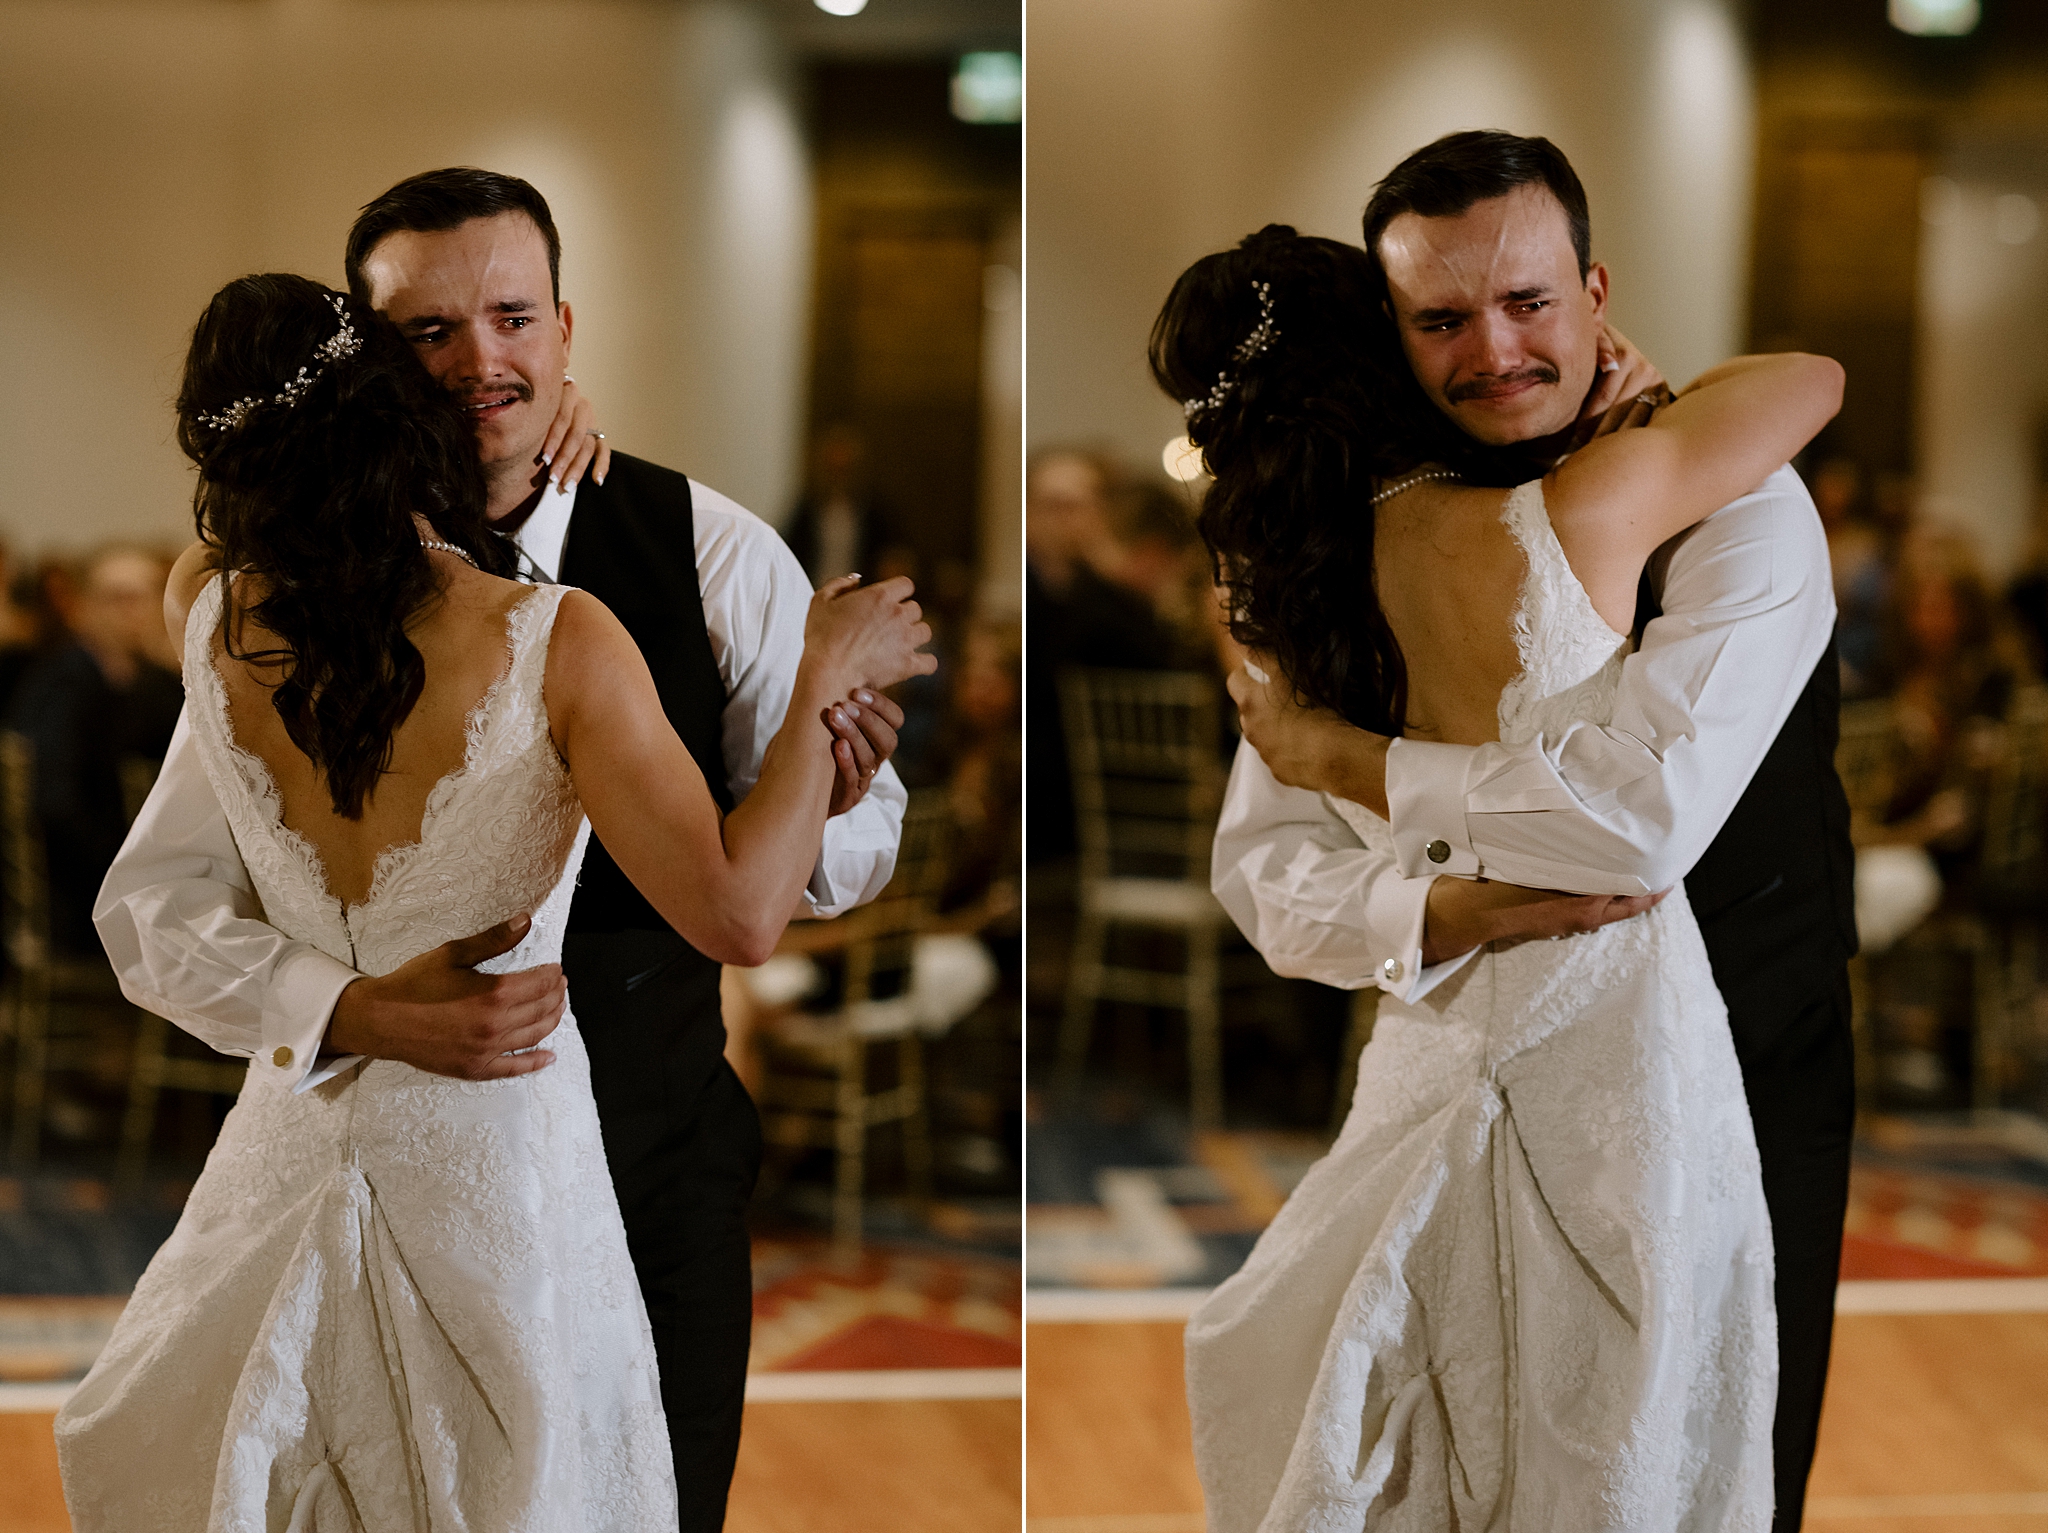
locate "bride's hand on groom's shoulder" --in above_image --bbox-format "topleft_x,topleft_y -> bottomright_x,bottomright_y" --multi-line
1570,323 -> 1672,450
538,378 -> 612,490
1229,658 -> 1390,817
804,575 -> 938,695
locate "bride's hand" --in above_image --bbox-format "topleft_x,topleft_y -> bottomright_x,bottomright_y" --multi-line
1571,322 -> 1670,448
1229,656 -> 1389,816
538,378 -> 612,491
804,574 -> 938,695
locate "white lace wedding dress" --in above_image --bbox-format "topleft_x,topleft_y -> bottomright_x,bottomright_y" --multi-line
1188,483 -> 1776,1531
56,578 -> 676,1530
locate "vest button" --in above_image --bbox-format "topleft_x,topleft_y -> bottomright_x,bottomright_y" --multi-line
272,1046 -> 294,1069
1382,957 -> 1404,984
1426,839 -> 1451,864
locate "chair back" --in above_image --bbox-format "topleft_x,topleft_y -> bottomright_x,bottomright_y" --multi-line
1981,683 -> 2048,896
844,789 -> 954,1006
0,731 -> 50,974
1058,667 -> 1223,887
1836,697 -> 1906,824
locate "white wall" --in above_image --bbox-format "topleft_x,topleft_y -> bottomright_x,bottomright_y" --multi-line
1026,0 -> 1755,472
979,208 -> 1023,618
0,0 -> 815,556
1917,160 -> 2048,578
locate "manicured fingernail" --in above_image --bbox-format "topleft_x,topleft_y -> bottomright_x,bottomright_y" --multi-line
845,704 -> 859,719
855,690 -> 873,703
541,450 -> 553,465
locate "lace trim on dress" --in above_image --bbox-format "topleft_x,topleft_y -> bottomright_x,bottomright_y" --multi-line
186,576 -> 566,932
1495,480 -> 1633,751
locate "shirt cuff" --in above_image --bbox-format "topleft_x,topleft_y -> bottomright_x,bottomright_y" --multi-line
260,945 -> 363,1093
1355,864 -> 1476,1001
1387,737 -> 1484,879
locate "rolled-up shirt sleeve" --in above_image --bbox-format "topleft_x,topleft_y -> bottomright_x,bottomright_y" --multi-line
1383,464 -> 1837,895
692,481 -> 903,917
1213,739 -> 1477,1001
93,707 -> 361,1092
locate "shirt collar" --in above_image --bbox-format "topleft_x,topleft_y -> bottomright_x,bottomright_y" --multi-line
509,477 -> 580,583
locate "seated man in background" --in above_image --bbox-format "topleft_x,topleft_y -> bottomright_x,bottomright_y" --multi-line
7,546 -> 181,953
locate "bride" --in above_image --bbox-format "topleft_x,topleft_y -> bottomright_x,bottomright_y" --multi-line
54,273 -> 934,1529
1150,228 -> 1842,1530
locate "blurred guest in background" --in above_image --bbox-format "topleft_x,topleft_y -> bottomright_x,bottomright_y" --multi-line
1025,448 -> 1176,866
1816,457 -> 1892,699
784,423 -> 894,588
2007,487 -> 2048,678
1861,525 -> 2032,872
7,546 -> 182,953
944,617 -> 1022,925
1096,480 -> 1216,671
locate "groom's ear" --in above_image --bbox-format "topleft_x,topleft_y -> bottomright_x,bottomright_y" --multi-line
1583,263 -> 1610,317
558,300 -> 574,356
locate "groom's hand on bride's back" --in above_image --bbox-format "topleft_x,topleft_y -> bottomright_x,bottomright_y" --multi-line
323,914 -> 568,1080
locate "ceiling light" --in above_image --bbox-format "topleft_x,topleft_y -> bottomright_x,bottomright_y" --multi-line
814,0 -> 868,16
1889,0 -> 1979,36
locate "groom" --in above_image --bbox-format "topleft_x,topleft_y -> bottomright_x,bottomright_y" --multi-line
1217,132 -> 1854,1529
96,168 -> 906,1531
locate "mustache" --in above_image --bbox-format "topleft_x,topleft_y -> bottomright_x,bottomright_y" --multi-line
1447,366 -> 1559,404
451,382 -> 535,407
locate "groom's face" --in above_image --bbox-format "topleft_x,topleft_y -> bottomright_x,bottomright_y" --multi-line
359,212 -> 573,506
1377,184 -> 1606,447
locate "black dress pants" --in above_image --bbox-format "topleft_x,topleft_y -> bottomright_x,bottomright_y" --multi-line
1731,973 -> 1856,1533
567,930 -> 761,1533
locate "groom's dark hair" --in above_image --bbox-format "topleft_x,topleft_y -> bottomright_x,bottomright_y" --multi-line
344,168 -> 563,305
1362,131 -> 1591,279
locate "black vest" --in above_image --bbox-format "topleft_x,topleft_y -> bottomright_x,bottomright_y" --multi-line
556,453 -> 734,935
1637,581 -> 1858,1053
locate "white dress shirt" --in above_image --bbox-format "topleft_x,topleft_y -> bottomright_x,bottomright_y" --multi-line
95,474 -> 906,1091
1212,464 -> 1835,1000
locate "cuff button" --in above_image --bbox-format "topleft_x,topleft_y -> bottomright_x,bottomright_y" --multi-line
1382,958 -> 1404,983
272,1046 -> 294,1069
1425,839 -> 1452,864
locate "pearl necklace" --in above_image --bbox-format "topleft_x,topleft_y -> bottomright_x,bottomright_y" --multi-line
421,538 -> 478,569
1369,468 -> 1461,506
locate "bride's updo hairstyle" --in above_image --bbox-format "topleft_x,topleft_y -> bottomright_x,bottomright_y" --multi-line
1149,226 -> 1450,735
175,272 -> 518,819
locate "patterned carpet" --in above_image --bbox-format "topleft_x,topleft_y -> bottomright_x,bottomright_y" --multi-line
1026,1102 -> 2048,1292
0,1174 -> 1020,1385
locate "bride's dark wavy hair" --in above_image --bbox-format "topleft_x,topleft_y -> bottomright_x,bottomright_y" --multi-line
175,273 -> 519,818
1149,226 -> 1465,734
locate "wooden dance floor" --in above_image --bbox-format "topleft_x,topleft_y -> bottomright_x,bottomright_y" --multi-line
1025,1310 -> 2048,1532
0,1398 -> 1021,1532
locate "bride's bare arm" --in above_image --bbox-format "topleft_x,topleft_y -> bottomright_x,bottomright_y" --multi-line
547,576 -> 933,966
1546,350 -> 1843,630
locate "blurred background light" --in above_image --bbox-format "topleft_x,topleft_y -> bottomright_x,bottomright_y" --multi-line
1162,435 -> 1207,484
951,51 -> 1022,123
1888,0 -> 1980,37
814,0 -> 869,16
